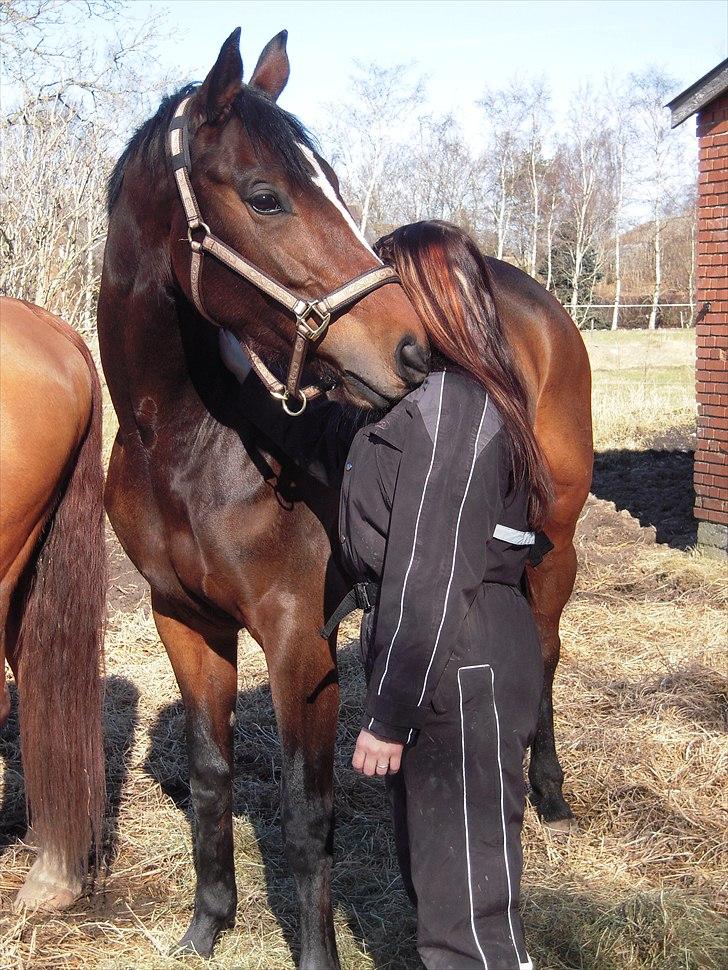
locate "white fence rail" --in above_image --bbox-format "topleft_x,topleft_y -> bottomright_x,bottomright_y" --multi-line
563,302 -> 700,330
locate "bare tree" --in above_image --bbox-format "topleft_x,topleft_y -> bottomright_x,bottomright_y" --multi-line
400,114 -> 478,228
522,80 -> 551,277
0,0 -> 169,333
559,86 -> 611,321
476,83 -> 530,259
325,62 -> 424,238
629,68 -> 684,330
603,79 -> 635,330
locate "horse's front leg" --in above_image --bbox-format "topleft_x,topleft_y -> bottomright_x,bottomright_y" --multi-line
526,536 -> 577,830
262,610 -> 340,970
151,592 -> 238,957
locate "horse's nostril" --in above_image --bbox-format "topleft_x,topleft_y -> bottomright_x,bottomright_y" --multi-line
397,338 -> 430,384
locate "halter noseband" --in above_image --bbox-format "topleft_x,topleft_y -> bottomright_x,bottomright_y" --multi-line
168,94 -> 400,415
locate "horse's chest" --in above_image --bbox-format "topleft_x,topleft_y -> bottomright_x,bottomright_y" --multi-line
162,465 -> 335,618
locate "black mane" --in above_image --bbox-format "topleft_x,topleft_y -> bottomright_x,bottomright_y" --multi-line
107,83 -> 316,213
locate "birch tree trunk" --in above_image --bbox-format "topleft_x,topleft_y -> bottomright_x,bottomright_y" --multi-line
529,150 -> 539,277
611,242 -> 621,331
545,202 -> 555,291
648,206 -> 661,330
611,139 -> 625,331
359,143 -> 384,238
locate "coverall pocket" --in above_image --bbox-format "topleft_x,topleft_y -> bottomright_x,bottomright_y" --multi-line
429,648 -> 462,714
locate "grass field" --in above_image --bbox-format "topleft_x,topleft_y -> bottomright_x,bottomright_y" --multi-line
584,329 -> 696,451
1,328 -> 725,970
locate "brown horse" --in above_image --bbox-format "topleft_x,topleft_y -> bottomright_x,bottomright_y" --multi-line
98,26 -> 591,966
99,29 -> 428,966
0,297 -> 106,911
486,260 -> 592,829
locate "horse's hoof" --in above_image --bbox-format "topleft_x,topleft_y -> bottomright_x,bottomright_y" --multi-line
173,914 -> 234,959
13,878 -> 81,912
12,857 -> 82,912
543,816 -> 578,836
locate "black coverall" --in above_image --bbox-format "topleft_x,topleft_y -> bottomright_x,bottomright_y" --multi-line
238,364 -> 543,970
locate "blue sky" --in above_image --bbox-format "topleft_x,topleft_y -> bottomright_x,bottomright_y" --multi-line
137,0 -> 727,142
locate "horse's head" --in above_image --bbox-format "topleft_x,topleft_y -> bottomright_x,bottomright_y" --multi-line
167,28 -> 429,408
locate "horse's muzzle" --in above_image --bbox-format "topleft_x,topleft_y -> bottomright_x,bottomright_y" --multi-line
396,336 -> 430,387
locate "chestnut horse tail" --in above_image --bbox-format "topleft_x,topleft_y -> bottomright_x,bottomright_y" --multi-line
17,343 -> 107,881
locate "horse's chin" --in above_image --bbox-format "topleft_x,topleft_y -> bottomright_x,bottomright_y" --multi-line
338,373 -> 391,409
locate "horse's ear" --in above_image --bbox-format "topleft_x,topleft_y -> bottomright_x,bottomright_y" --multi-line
198,28 -> 243,122
250,30 -> 290,101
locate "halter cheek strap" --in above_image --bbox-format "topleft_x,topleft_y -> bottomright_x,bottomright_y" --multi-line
168,94 -> 401,415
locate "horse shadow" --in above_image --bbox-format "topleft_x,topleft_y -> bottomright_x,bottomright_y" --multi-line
591,448 -> 697,550
0,674 -> 140,872
144,640 -> 421,969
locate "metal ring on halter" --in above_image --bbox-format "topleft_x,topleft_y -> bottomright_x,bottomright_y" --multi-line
281,390 -> 308,416
187,221 -> 211,252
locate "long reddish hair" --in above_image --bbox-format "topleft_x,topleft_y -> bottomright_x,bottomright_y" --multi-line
375,221 -> 552,529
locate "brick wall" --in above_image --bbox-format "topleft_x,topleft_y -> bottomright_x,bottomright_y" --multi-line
695,92 -> 728,530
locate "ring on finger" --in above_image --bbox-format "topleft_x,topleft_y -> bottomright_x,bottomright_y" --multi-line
376,762 -> 388,769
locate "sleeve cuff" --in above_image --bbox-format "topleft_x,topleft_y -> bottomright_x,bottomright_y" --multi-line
362,714 -> 416,745
364,690 -> 429,733
361,713 -> 419,744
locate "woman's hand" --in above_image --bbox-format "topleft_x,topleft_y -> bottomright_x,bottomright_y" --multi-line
352,729 -> 404,777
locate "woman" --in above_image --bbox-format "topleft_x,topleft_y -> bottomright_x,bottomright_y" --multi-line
222,221 -> 551,969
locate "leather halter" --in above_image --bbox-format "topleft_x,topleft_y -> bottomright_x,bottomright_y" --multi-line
168,94 -> 401,415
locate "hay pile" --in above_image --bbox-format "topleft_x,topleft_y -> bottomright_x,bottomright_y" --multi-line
0,490 -> 725,969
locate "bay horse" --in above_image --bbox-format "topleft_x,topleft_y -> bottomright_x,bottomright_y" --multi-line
98,26 -> 591,966
99,28 -> 429,966
0,297 -> 106,911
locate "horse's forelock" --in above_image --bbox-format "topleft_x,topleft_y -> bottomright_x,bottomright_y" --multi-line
231,85 -> 316,188
107,82 -> 317,214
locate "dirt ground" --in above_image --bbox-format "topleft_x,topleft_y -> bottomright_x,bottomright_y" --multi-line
1,421 -> 726,969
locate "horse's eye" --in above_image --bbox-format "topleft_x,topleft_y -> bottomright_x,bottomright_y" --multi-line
248,191 -> 283,214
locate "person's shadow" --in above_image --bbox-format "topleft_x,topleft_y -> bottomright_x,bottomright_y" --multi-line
0,674 -> 140,883
144,639 -> 421,969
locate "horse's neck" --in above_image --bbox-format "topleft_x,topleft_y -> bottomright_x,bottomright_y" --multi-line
101,274 -> 237,455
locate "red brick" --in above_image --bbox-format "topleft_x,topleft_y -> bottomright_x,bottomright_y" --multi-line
697,346 -> 728,361
695,507 -> 728,524
699,497 -> 728,513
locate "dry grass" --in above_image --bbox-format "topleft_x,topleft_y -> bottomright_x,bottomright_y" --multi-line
2,329 -> 726,969
1,521 -> 725,970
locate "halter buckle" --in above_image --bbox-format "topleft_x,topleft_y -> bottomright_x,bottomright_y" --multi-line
186,221 -> 211,253
296,303 -> 331,342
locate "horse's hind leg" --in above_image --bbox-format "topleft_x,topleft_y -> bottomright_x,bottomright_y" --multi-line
151,592 -> 238,957
526,534 -> 578,830
262,616 -> 340,970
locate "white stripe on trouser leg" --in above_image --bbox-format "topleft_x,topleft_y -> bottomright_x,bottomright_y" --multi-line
376,371 -> 446,694
458,664 -> 532,970
458,666 -> 489,969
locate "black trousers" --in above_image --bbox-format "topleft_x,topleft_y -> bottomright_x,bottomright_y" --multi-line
363,584 -> 543,969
